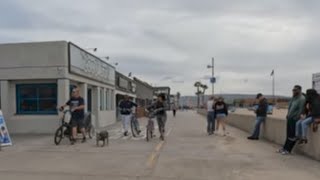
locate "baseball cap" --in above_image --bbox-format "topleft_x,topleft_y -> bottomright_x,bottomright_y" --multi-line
256,93 -> 263,99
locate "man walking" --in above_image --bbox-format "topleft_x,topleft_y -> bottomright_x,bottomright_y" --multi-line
119,95 -> 138,136
206,96 -> 215,135
278,85 -> 306,155
248,93 -> 268,140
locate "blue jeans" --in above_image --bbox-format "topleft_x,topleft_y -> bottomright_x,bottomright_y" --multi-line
251,116 -> 266,138
296,117 -> 314,138
207,111 -> 215,133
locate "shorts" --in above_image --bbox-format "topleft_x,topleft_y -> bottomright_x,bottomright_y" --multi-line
70,117 -> 85,129
216,113 -> 226,118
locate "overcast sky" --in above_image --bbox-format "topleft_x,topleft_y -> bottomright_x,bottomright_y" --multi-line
1,0 -> 320,96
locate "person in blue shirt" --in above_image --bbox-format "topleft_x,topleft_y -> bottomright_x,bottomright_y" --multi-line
119,95 -> 138,136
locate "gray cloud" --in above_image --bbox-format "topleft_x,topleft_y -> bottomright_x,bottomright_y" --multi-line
1,0 -> 320,96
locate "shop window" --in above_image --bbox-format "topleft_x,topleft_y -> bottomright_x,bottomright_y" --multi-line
105,89 -> 109,110
100,88 -> 104,111
111,90 -> 115,110
16,84 -> 57,114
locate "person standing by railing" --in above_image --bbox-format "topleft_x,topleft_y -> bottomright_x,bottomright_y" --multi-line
247,93 -> 268,140
278,85 -> 306,155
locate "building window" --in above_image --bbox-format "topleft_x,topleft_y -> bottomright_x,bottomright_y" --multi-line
16,84 -> 57,114
111,90 -> 115,110
100,88 -> 104,111
105,89 -> 109,110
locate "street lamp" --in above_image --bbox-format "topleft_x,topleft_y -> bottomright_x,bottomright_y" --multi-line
85,48 -> 97,52
101,56 -> 118,66
207,57 -> 215,96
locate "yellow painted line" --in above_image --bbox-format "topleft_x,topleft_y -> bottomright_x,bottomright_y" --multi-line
146,141 -> 165,168
146,128 -> 173,168
155,141 -> 164,151
166,128 -> 173,136
146,151 -> 158,167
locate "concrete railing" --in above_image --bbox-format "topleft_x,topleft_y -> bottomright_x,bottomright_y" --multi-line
197,109 -> 320,161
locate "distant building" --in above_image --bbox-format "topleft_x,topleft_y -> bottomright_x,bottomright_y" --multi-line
154,87 -> 171,109
313,73 -> 320,93
133,77 -> 154,107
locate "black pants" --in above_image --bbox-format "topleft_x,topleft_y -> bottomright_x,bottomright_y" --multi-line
173,110 -> 176,117
283,120 -> 297,152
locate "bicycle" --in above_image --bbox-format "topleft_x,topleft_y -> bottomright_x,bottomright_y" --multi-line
54,109 -> 95,145
54,109 -> 72,145
131,113 -> 141,137
146,108 -> 165,142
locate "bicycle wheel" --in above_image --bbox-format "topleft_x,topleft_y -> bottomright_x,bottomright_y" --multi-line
54,126 -> 64,145
131,118 -> 139,137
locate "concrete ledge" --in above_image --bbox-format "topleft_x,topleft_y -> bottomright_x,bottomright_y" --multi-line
197,109 -> 320,161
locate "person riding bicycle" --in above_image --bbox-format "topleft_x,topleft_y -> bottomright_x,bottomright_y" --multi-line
59,88 -> 86,145
147,94 -> 167,140
119,95 -> 138,136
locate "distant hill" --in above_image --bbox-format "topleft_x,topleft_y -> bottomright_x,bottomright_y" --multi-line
179,94 -> 290,107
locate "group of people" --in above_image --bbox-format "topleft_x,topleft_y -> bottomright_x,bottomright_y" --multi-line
119,94 -> 168,140
206,96 -> 229,136
59,86 -> 169,145
246,85 -> 320,155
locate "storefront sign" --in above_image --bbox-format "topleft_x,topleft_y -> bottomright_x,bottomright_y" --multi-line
0,110 -> 12,147
69,43 -> 115,85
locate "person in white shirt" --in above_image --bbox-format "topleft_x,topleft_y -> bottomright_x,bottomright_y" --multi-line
206,96 -> 215,135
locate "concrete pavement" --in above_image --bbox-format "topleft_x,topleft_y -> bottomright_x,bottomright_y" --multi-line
1,111 -> 320,180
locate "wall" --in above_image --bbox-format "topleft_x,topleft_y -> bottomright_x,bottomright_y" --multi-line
197,109 -> 320,161
134,78 -> 154,104
0,41 -> 68,80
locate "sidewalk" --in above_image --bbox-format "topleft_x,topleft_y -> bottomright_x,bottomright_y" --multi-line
1,111 -> 320,180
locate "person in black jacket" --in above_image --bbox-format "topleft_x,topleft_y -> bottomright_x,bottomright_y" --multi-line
295,89 -> 320,144
214,97 -> 228,136
248,93 -> 268,140
147,94 -> 167,141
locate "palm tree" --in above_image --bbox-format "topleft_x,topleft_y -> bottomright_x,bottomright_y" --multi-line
200,84 -> 208,106
194,81 -> 202,108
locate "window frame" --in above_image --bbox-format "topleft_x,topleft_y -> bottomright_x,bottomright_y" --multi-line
16,83 -> 58,115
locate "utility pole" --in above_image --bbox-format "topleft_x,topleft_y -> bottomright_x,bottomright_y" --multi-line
212,57 -> 214,96
207,58 -> 215,96
272,70 -> 275,104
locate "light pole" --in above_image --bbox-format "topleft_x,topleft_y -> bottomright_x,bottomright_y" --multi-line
207,57 -> 215,96
101,56 -> 119,66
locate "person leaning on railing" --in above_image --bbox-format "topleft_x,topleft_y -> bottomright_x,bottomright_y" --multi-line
296,89 -> 320,144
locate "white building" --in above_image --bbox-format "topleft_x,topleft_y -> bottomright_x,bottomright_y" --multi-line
0,41 -> 116,134
313,73 -> 320,93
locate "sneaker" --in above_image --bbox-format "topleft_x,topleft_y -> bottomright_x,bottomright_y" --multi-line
70,139 -> 76,145
247,136 -> 259,140
124,131 -> 128,136
160,135 -> 165,141
276,148 -> 285,153
281,150 -> 290,155
81,137 -> 86,143
137,130 -> 142,135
